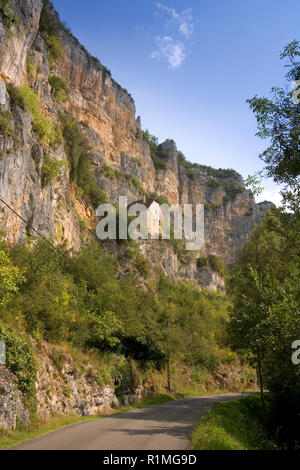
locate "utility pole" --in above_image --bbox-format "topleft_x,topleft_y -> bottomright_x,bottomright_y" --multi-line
257,348 -> 265,421
166,316 -> 171,393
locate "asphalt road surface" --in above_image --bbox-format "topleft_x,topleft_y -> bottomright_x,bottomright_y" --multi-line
13,393 -> 244,450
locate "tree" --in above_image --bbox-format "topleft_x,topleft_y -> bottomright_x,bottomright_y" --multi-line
227,208 -> 300,448
0,242 -> 24,307
247,40 -> 300,212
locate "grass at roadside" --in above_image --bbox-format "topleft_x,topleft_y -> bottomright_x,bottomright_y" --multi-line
191,394 -> 276,450
0,393 -> 180,450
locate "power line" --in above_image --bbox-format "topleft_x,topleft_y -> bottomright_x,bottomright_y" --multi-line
0,196 -> 99,288
0,196 -> 73,263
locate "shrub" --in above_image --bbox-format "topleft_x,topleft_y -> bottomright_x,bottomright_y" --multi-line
178,151 -> 240,181
197,255 -> 226,277
48,75 -> 70,103
42,154 -> 66,186
207,255 -> 226,277
149,192 -> 169,206
0,247 -> 24,306
39,1 -> 63,66
18,86 -> 62,146
0,0 -> 20,35
142,130 -> 169,170
131,176 -> 146,196
0,112 -> 12,136
125,245 -> 150,276
59,112 -> 106,207
84,179 -> 107,207
6,83 -> 24,107
0,323 -> 36,399
103,164 -> 118,179
46,35 -> 63,66
26,54 -> 36,80
63,386 -> 71,397
224,183 -> 244,199
39,0 -> 61,36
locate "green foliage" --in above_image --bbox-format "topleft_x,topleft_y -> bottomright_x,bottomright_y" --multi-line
59,112 -> 91,182
178,150 -> 239,180
170,236 -> 186,263
26,54 -> 36,81
39,0 -> 61,36
48,75 -> 70,103
0,111 -> 12,136
197,254 -> 226,277
228,208 -> 300,449
0,0 -> 20,35
42,154 -> 66,186
102,164 -> 119,179
84,180 -> 107,208
141,130 -> 169,170
149,192 -> 169,206
125,244 -> 150,276
130,176 -> 146,195
59,112 -> 106,207
208,255 -> 225,277
224,183 -> 244,200
244,175 -> 264,196
17,86 -> 62,146
6,83 -> 24,107
46,35 -> 63,66
63,386 -> 71,397
0,110 -> 19,143
0,323 -> 36,399
39,1 -> 63,66
0,234 -> 232,379
0,244 -> 24,306
192,395 -> 276,450
247,40 -> 300,211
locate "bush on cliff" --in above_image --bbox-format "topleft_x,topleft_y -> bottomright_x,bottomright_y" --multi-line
0,323 -> 36,400
11,85 -> 62,146
41,154 -> 66,186
48,75 -> 70,103
59,112 -> 107,207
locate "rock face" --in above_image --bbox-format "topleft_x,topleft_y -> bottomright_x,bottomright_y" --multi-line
0,1 -> 273,288
0,365 -> 30,430
33,341 -> 154,419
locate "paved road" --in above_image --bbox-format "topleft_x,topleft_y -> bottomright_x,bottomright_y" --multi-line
14,393 -> 244,450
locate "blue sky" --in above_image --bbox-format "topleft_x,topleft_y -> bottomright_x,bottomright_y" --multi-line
52,0 -> 300,205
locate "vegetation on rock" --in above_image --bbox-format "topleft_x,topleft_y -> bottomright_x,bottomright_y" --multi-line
48,75 -> 70,103
59,112 -> 107,207
41,154 -> 66,186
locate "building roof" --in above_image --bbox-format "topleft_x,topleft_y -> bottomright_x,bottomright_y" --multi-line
127,198 -> 159,209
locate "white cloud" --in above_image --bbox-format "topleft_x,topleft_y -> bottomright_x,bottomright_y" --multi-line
151,36 -> 185,69
156,3 -> 194,39
256,188 -> 283,207
151,3 -> 194,69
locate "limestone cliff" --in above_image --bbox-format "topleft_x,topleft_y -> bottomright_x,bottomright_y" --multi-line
0,0 -> 273,290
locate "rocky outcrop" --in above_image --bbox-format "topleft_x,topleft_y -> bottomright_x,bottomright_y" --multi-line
0,0 -> 43,86
0,1 -> 273,289
0,365 -> 29,430
33,340 -> 154,419
34,341 -> 118,418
